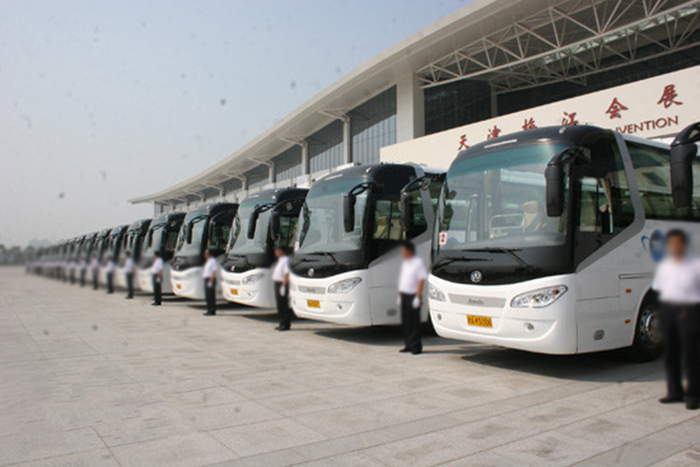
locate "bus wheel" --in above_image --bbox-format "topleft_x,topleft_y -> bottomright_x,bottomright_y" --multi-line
625,296 -> 662,362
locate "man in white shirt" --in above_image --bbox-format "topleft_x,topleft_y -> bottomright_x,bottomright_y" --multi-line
105,255 -> 115,294
124,251 -> 135,300
398,241 -> 427,355
202,249 -> 218,316
151,251 -> 164,306
90,255 -> 100,290
272,244 -> 291,331
653,229 -> 700,410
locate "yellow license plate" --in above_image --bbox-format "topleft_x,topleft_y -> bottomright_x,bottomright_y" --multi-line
230,288 -> 239,296
467,315 -> 493,328
307,299 -> 321,308
176,284 -> 182,290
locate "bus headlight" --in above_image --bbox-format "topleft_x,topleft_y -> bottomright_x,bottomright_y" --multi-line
327,277 -> 362,293
428,284 -> 446,301
511,285 -> 568,308
242,273 -> 264,285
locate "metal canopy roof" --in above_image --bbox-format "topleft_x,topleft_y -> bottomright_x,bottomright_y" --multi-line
417,0 -> 700,92
131,0 -> 700,205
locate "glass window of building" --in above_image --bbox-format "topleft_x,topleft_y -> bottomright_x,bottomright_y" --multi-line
273,146 -> 302,182
309,120 -> 344,173
350,87 -> 397,165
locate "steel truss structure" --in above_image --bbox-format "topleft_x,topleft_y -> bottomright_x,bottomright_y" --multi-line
417,0 -> 700,92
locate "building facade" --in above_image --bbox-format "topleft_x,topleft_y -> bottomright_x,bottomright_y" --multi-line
130,0 -> 700,213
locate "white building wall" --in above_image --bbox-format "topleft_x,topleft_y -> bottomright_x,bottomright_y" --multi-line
381,66 -> 699,169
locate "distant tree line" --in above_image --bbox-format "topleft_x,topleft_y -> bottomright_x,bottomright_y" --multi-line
0,245 -> 37,266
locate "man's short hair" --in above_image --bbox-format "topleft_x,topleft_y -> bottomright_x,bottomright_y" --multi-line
401,241 -> 416,255
154,251 -> 161,257
666,228 -> 689,245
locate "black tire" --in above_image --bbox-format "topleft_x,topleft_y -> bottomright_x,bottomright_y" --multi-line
624,294 -> 662,362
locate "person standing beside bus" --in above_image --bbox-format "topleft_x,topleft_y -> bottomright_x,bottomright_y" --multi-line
124,251 -> 135,300
653,229 -> 700,411
151,251 -> 164,306
90,254 -> 99,290
273,245 -> 291,331
105,255 -> 115,294
398,241 -> 427,355
202,249 -> 218,316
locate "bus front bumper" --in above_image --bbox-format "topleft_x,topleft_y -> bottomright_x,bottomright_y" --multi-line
221,268 -> 275,308
428,274 -> 577,355
290,271 -> 370,325
171,267 -> 205,300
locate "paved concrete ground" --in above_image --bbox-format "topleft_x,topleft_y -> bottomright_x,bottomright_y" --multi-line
1,267 -> 699,466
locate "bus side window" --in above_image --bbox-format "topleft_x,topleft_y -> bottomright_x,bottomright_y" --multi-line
575,134 -> 633,264
627,142 -> 700,220
373,199 -> 402,240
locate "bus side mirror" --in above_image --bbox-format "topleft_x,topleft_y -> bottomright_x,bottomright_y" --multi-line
545,164 -> 565,217
400,190 -> 413,234
247,210 -> 259,239
186,223 -> 193,244
670,122 -> 700,208
269,211 -> 281,241
343,194 -> 356,233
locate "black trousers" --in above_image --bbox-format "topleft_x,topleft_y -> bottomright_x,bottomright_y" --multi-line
660,303 -> 700,402
152,275 -> 162,305
204,279 -> 217,315
92,271 -> 99,290
274,281 -> 291,329
106,272 -> 114,294
126,273 -> 134,298
80,270 -> 86,287
401,293 -> 422,352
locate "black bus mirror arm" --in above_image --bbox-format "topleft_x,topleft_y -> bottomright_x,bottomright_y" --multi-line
545,147 -> 588,217
670,122 -> 700,208
343,182 -> 375,233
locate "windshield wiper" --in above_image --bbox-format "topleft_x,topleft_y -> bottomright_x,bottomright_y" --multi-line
433,255 -> 490,269
303,251 -> 339,266
465,247 -> 527,268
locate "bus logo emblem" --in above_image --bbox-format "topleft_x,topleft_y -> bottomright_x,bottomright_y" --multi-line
470,270 -> 483,283
308,268 -> 315,277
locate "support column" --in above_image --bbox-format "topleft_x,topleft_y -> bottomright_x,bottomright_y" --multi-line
342,116 -> 352,164
268,161 -> 276,185
396,73 -> 425,142
490,83 -> 498,118
300,141 -> 309,175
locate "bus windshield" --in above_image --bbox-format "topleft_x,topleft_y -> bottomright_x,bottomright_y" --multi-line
227,202 -> 272,257
296,177 -> 368,254
438,141 -> 569,252
175,216 -> 208,256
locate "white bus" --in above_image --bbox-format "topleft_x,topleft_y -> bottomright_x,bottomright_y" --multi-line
78,232 -> 98,286
290,164 -> 443,326
115,219 -> 151,289
98,225 -> 128,286
221,188 -> 307,308
137,212 -> 185,294
428,123 -> 700,361
171,203 -> 238,300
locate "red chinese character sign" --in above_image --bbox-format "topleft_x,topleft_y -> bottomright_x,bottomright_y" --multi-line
486,125 -> 501,140
605,98 -> 628,119
522,118 -> 537,130
458,134 -> 469,150
561,112 -> 578,126
657,84 -> 682,108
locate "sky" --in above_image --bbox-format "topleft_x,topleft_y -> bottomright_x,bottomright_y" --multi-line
0,0 -> 471,247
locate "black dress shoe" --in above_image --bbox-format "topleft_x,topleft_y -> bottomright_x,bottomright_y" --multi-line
687,400 -> 699,410
275,326 -> 290,331
203,312 -> 215,316
399,347 -> 410,353
151,302 -> 161,306
659,395 -> 684,404
411,349 -> 422,355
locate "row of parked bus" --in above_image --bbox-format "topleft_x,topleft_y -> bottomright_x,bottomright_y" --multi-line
29,123 -> 700,361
